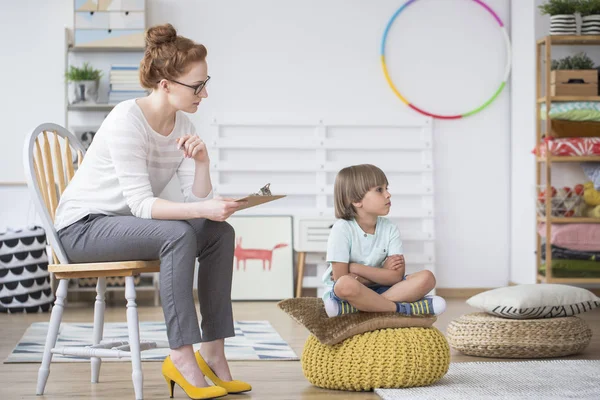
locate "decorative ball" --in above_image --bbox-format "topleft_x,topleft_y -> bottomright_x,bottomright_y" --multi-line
301,327 -> 450,391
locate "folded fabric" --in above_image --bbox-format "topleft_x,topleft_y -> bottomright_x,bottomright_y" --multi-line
538,223 -> 600,252
540,258 -> 600,278
541,102 -> 600,121
277,297 -> 435,345
541,244 -> 600,261
581,163 -> 600,191
535,137 -> 600,157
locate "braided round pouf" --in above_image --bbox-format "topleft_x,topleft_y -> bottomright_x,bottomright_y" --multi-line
301,327 -> 450,391
447,312 -> 592,359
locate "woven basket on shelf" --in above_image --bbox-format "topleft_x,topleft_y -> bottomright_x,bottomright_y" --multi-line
447,312 -> 592,359
550,119 -> 600,138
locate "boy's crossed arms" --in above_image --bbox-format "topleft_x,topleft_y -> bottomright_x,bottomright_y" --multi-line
325,255 -> 445,318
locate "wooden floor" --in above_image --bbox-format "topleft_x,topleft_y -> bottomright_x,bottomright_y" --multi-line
1,299 -> 599,400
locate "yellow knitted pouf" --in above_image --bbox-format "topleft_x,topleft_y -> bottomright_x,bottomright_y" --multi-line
301,327 -> 450,391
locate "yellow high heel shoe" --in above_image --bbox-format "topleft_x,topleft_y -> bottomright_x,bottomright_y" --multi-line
162,355 -> 228,399
195,351 -> 252,394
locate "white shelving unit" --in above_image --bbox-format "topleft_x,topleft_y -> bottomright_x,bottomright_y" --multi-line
63,27 -> 144,131
209,115 -> 436,297
62,1 -> 157,302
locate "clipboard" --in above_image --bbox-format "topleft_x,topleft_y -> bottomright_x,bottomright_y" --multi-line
234,195 -> 286,211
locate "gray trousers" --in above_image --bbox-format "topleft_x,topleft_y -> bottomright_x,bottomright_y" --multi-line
58,214 -> 235,349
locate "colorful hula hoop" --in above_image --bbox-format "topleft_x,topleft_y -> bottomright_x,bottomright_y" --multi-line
380,0 -> 512,119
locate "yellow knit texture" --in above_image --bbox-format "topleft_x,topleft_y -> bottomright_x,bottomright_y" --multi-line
301,327 -> 450,391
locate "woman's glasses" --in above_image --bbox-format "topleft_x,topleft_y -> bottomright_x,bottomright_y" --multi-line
169,76 -> 211,95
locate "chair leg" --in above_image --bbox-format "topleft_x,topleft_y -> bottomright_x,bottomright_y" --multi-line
91,277 -> 106,383
125,276 -> 143,400
295,252 -> 306,298
36,279 -> 69,395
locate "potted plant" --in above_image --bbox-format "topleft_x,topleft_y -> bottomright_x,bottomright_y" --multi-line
550,52 -> 598,95
578,0 -> 600,34
539,0 -> 578,35
65,62 -> 103,104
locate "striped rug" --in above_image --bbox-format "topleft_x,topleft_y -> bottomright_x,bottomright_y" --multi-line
4,320 -> 298,363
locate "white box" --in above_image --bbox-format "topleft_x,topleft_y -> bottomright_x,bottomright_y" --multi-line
75,0 -> 98,11
75,11 -> 109,29
109,11 -> 145,30
98,0 -> 144,11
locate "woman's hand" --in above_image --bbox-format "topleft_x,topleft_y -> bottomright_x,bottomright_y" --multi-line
177,135 -> 209,163
383,255 -> 405,271
194,196 -> 245,221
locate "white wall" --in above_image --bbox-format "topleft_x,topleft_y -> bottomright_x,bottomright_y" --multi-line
0,1 -> 70,230
510,0 -> 536,284
0,0 -> 512,288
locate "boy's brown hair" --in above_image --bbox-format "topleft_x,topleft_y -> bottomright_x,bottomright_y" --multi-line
333,164 -> 388,220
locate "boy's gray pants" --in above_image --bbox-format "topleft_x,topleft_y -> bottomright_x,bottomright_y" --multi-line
58,214 -> 235,349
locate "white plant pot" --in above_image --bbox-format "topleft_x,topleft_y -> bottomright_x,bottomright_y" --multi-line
68,80 -> 99,104
550,14 -> 577,35
581,15 -> 600,35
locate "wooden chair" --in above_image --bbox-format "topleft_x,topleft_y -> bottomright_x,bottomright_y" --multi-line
23,123 -> 165,400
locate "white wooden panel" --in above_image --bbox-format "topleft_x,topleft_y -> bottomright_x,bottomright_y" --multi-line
211,116 -> 435,295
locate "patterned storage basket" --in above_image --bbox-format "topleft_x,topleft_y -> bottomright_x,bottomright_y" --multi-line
0,226 -> 53,313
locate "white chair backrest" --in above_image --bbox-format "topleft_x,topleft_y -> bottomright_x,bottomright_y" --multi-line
22,123 -> 87,264
294,217 -> 336,253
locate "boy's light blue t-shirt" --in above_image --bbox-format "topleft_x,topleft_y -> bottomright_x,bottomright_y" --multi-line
321,217 -> 404,300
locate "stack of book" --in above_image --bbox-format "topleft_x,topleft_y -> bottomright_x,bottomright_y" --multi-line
108,64 -> 148,104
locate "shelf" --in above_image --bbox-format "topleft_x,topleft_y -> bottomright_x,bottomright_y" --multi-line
537,216 -> 600,224
536,155 -> 600,163
537,274 -> 600,284
68,104 -> 115,112
537,96 -> 600,103
537,35 -> 600,45
534,35 -> 600,286
68,46 -> 145,53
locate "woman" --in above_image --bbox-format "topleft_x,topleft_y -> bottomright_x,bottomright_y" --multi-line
54,23 -> 250,399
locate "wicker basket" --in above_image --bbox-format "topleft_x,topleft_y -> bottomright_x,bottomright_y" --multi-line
550,119 -> 600,138
447,313 -> 592,359
536,185 -> 584,218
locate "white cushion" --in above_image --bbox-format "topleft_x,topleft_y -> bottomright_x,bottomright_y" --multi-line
467,284 -> 600,319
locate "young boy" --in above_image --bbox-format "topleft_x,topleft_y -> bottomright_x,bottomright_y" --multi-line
322,164 -> 446,317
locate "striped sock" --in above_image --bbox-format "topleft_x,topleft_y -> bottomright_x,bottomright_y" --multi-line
337,299 -> 360,316
396,297 -> 434,316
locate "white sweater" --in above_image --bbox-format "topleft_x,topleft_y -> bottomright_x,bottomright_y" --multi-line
54,99 -> 211,232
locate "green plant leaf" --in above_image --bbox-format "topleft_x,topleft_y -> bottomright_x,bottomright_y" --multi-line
578,0 -> 600,16
65,62 -> 103,82
538,0 -> 579,15
552,52 -> 596,70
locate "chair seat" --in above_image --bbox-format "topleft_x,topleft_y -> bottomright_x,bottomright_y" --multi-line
50,260 -> 160,279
